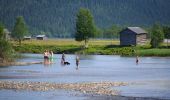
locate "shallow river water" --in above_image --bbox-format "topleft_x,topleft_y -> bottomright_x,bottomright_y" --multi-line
0,54 -> 170,100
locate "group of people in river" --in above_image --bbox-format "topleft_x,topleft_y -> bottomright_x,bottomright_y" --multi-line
44,50 -> 54,65
44,49 -> 138,68
43,50 -> 80,69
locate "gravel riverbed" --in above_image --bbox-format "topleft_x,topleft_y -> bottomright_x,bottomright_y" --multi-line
0,81 -> 128,96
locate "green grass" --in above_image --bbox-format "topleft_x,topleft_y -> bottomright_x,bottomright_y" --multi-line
11,39 -> 170,56
138,49 -> 170,56
12,39 -> 119,46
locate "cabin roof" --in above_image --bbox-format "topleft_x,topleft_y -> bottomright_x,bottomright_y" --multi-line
24,36 -> 31,38
36,35 -> 46,37
3,28 -> 10,34
127,27 -> 147,34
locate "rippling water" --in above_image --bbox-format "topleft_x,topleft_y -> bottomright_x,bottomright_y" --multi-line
0,54 -> 170,100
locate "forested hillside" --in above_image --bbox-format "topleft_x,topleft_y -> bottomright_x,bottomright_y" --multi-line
0,0 -> 170,38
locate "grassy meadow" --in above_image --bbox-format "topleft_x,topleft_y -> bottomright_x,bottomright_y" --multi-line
12,39 -> 170,56
14,39 -> 119,46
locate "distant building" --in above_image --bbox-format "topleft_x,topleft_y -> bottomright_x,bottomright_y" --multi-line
36,35 -> 47,40
120,27 -> 147,46
23,36 -> 31,40
3,28 -> 11,40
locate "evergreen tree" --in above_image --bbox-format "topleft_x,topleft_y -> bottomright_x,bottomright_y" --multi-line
163,26 -> 170,47
0,23 -> 14,63
12,16 -> 28,45
150,23 -> 164,48
75,8 -> 97,48
1,0 -> 170,37
0,39 -> 14,62
0,23 -> 4,39
94,26 -> 103,38
103,25 -> 122,39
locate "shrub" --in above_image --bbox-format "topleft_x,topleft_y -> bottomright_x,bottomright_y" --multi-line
0,39 -> 15,62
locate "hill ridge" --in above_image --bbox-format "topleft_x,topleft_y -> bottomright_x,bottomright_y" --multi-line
0,0 -> 170,37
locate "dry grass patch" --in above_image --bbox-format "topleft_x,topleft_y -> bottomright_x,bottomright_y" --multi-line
11,39 -> 119,46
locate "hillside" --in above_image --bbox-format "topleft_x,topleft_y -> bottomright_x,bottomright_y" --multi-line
0,0 -> 170,37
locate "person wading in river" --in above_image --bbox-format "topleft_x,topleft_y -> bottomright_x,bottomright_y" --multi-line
76,55 -> 80,70
44,50 -> 49,59
44,50 -> 50,65
49,50 -> 54,63
61,53 -> 65,64
136,56 -> 139,64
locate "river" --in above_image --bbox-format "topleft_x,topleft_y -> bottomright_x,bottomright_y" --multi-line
0,54 -> 170,100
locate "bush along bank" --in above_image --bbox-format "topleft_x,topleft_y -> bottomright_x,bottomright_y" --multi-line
13,44 -> 170,56
138,49 -> 170,57
13,44 -> 135,56
13,44 -> 82,54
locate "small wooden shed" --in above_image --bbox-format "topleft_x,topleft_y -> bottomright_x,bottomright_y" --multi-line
120,27 -> 147,46
23,36 -> 31,40
36,35 -> 46,40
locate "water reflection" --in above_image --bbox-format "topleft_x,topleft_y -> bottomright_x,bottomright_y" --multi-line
1,54 -> 170,99
76,66 -> 79,70
79,54 -> 95,60
44,58 -> 54,67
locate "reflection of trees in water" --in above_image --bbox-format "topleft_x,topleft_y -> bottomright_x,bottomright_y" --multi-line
79,55 -> 94,60
44,58 -> 54,67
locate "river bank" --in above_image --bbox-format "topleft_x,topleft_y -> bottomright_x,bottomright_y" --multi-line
13,44 -> 170,56
0,81 -> 165,100
0,81 -> 127,95
0,54 -> 170,99
11,39 -> 170,56
0,61 -> 43,67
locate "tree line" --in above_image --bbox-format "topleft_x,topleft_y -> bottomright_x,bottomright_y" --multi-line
0,0 -> 170,38
0,8 -> 170,63
1,8 -> 170,49
0,23 -> 14,63
75,8 -> 170,48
